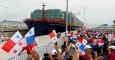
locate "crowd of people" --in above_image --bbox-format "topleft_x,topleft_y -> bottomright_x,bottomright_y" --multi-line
26,29 -> 115,60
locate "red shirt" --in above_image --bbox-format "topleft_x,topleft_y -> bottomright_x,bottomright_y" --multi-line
82,54 -> 94,60
114,35 -> 115,38
89,38 -> 94,43
109,52 -> 115,60
82,54 -> 90,60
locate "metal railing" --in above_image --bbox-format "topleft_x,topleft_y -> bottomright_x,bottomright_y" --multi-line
8,38 -> 64,60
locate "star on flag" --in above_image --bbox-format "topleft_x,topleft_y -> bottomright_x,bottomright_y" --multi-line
13,50 -> 18,54
19,42 -> 22,46
29,31 -> 32,34
16,35 -> 20,39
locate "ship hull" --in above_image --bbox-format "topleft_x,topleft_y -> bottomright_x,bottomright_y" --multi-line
24,21 -> 75,36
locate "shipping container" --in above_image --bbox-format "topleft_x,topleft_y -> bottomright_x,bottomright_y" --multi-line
30,9 -> 83,26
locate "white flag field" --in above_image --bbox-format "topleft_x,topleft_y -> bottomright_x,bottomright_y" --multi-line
1,31 -> 23,58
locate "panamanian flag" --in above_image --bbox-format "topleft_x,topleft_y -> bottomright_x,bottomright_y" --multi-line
25,27 -> 35,46
49,30 -> 57,42
76,38 -> 88,56
1,31 -> 23,58
18,27 -> 36,54
25,27 -> 35,45
19,27 -> 35,47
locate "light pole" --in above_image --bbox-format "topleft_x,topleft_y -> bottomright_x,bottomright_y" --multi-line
66,0 -> 69,32
83,7 -> 86,28
5,7 -> 8,20
42,3 -> 46,21
113,20 -> 115,31
5,7 -> 8,28
69,13 -> 71,31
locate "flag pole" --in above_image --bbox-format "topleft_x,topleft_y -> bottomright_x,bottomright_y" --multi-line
33,42 -> 36,51
46,44 -> 47,53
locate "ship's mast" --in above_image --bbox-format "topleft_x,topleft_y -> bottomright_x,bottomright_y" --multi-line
42,3 -> 46,21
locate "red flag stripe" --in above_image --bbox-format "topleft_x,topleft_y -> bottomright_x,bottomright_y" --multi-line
23,42 -> 36,54
49,31 -> 56,38
79,38 -> 84,43
1,39 -> 16,53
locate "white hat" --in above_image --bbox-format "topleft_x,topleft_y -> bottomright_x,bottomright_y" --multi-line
51,49 -> 57,55
108,45 -> 114,48
109,45 -> 115,50
51,49 -> 62,55
84,45 -> 92,49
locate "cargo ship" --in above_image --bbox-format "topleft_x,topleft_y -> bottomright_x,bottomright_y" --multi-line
23,4 -> 83,36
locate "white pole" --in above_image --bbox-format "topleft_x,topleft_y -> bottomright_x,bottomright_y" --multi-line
83,7 -> 86,28
5,7 -> 8,28
5,7 -> 8,20
69,13 -> 72,31
66,0 -> 68,31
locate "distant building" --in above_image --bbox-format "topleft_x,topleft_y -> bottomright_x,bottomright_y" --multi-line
0,20 -> 27,29
97,24 -> 113,29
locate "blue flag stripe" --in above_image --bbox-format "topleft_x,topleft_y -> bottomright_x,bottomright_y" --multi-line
26,35 -> 35,45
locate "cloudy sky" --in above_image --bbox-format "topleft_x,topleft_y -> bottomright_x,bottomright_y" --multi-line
0,0 -> 115,28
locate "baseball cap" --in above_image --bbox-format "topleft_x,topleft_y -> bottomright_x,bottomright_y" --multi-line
51,49 -> 57,55
51,49 -> 62,55
84,45 -> 92,49
109,45 -> 115,50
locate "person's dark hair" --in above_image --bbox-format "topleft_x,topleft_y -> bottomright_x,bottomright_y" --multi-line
42,53 -> 51,60
52,55 -> 58,60
102,35 -> 107,41
64,41 -> 66,45
44,53 -> 49,56
42,57 -> 51,60
113,50 -> 115,54
54,59 -> 58,60
103,42 -> 108,55
52,55 -> 57,58
80,35 -> 83,38
97,46 -> 102,56
67,56 -> 72,60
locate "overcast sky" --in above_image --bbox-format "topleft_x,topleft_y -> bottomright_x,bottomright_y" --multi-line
0,0 -> 115,28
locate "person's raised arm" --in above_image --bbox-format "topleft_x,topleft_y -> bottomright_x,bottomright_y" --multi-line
55,42 -> 63,60
48,53 -> 54,60
30,51 -> 40,60
72,48 -> 79,60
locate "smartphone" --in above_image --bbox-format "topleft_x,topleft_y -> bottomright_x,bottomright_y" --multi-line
68,47 -> 75,57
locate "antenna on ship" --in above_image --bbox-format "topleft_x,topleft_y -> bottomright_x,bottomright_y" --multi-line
42,3 -> 46,21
